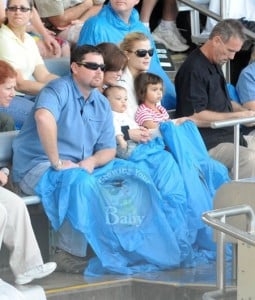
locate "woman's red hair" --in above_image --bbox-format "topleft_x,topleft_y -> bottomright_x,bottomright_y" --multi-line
0,60 -> 17,84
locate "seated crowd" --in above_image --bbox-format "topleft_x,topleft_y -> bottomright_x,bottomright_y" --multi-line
1,0 -> 255,284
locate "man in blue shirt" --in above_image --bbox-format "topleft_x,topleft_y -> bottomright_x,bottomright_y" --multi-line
77,0 -> 176,110
12,45 -> 116,273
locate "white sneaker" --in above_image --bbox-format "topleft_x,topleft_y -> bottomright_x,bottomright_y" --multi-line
152,25 -> 189,52
15,262 -> 57,285
170,23 -> 187,44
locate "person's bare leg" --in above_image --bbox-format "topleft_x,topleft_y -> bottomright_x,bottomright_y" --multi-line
140,0 -> 158,24
161,0 -> 187,43
161,0 -> 178,21
152,0 -> 189,52
58,4 -> 104,44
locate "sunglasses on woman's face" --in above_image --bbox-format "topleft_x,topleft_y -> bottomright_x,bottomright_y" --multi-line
7,6 -> 31,12
128,49 -> 154,58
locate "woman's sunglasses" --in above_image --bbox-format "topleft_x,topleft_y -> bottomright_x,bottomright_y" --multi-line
128,49 -> 154,58
7,6 -> 32,12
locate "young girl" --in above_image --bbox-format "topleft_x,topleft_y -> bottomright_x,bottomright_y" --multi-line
135,72 -> 170,129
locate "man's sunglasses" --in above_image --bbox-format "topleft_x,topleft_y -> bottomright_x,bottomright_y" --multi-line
128,49 -> 154,58
76,62 -> 106,72
7,6 -> 32,12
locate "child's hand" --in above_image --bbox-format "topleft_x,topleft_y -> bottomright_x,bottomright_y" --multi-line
129,127 -> 151,143
173,117 -> 193,125
0,171 -> 8,186
119,140 -> 128,149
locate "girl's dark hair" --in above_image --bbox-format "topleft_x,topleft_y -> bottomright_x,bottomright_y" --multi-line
97,42 -> 128,72
134,72 -> 163,105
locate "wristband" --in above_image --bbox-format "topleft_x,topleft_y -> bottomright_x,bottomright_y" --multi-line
52,159 -> 63,170
93,0 -> 105,4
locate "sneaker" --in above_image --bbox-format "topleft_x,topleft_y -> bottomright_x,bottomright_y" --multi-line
171,23 -> 187,44
152,25 -> 189,52
52,247 -> 94,274
15,262 -> 57,285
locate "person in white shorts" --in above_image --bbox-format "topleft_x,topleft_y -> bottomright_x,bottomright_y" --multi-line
0,59 -> 56,285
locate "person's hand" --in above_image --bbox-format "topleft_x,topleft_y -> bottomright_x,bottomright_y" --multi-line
129,127 -> 151,143
239,109 -> 255,118
58,160 -> 79,170
233,110 -> 255,127
119,140 -> 128,149
42,34 -> 61,57
0,171 -> 8,186
45,28 -> 57,36
71,19 -> 83,25
240,110 -> 255,127
173,116 -> 193,125
78,157 -> 96,173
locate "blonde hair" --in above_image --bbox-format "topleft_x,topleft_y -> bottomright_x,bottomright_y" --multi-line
119,32 -> 150,52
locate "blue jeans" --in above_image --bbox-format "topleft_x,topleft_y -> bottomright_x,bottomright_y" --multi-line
54,219 -> 88,257
0,95 -> 34,129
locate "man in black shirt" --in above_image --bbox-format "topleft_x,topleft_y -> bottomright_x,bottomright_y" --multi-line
175,19 -> 255,179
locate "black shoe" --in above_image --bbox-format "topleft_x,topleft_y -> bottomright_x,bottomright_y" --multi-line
52,247 -> 94,274
240,18 -> 255,32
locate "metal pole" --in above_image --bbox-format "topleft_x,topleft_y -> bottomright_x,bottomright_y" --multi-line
233,124 -> 240,180
217,216 -> 226,291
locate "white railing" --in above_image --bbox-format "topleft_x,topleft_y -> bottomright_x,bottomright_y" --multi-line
211,116 -> 255,180
178,0 -> 255,40
202,204 -> 255,299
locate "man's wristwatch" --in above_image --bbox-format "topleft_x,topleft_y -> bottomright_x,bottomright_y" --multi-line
52,159 -> 63,170
93,0 -> 105,4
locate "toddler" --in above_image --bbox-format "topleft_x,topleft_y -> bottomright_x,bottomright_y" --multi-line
135,72 -> 169,129
103,85 -> 139,159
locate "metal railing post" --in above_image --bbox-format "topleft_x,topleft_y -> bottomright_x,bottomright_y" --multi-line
202,204 -> 255,299
211,116 -> 255,181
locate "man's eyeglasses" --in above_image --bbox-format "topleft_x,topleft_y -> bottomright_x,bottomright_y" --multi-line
7,6 -> 32,12
76,62 -> 106,72
128,49 -> 154,58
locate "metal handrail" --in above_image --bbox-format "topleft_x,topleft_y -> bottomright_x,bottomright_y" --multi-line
179,0 -> 223,22
202,204 -> 255,244
202,204 -> 255,299
210,116 -> 255,129
211,116 -> 255,180
178,0 -> 255,40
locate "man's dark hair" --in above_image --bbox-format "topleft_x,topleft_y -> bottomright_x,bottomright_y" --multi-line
70,45 -> 103,65
209,19 -> 246,43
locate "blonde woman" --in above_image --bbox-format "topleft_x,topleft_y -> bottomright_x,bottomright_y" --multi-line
119,32 -> 153,120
